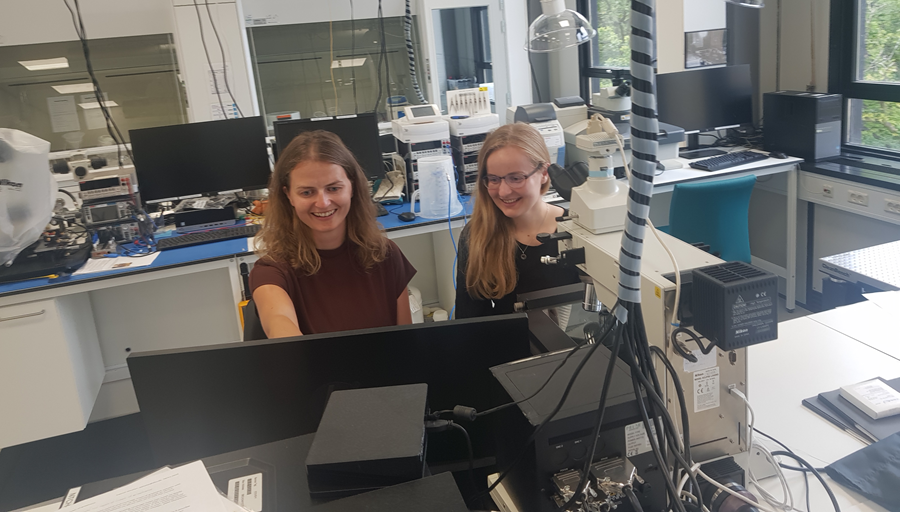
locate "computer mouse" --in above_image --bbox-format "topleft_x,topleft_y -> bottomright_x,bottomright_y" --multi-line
398,211 -> 417,222
769,151 -> 788,159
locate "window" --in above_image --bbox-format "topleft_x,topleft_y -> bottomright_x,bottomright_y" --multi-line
247,16 -> 427,129
830,0 -> 900,153
577,0 -> 655,100
0,34 -> 187,152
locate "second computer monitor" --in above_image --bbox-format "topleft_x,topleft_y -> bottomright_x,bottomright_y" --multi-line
130,117 -> 272,204
656,64 -> 753,135
273,114 -> 386,181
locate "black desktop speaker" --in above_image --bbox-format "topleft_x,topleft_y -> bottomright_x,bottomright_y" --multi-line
763,91 -> 842,161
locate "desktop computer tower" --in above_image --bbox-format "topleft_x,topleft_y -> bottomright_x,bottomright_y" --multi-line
763,91 -> 842,161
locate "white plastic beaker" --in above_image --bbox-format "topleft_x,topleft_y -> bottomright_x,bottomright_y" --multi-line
411,156 -> 463,219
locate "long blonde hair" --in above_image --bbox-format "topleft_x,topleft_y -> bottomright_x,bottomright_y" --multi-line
257,130 -> 387,274
465,123 -> 551,299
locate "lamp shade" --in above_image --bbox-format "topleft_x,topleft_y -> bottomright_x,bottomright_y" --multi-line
526,0 -> 597,53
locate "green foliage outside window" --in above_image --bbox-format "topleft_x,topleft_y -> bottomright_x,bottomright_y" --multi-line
860,0 -> 900,149
594,0 -> 631,67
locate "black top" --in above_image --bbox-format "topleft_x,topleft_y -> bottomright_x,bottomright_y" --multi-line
454,218 -> 581,318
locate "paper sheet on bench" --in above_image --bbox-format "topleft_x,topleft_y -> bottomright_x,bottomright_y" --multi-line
61,461 -> 227,512
73,252 -> 160,275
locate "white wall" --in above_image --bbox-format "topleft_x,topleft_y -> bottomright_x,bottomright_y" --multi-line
173,0 -> 259,121
759,0 -> 829,94
0,0 -> 176,47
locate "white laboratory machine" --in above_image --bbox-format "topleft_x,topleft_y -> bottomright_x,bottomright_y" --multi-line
392,104 -> 451,196
506,103 -> 566,167
446,88 -> 499,194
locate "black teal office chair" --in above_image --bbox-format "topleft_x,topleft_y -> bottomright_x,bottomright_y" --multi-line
666,174 -> 757,263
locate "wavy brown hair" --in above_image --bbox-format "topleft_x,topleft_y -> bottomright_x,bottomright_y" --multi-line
465,123 -> 551,299
257,130 -> 387,274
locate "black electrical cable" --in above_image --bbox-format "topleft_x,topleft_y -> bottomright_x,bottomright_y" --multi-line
528,51 -> 543,103
350,0 -> 358,114
754,428 -> 818,512
64,0 -> 133,165
372,0 -> 387,117
448,422 -> 480,507
558,322 -> 625,511
624,486 -> 645,512
649,345 -> 702,501
671,327 -> 716,355
381,7 -> 391,117
203,0 -> 244,117
624,332 -> 688,512
770,450 -> 840,512
192,0 -> 227,119
474,322 -> 625,502
473,311 -> 618,418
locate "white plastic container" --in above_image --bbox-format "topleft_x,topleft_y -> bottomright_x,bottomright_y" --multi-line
412,155 -> 463,219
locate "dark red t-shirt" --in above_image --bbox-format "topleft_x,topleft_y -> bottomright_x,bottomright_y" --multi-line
249,240 -> 416,335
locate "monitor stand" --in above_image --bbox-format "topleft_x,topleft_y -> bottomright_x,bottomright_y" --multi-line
679,147 -> 726,159
679,133 -> 726,160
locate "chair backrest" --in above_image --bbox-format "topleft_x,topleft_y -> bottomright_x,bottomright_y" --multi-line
668,174 -> 757,263
241,299 -> 268,341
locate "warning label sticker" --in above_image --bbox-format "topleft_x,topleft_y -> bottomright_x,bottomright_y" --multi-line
694,367 -> 720,413
731,291 -> 775,341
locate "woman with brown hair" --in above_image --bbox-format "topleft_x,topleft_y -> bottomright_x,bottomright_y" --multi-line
250,130 -> 416,337
455,123 -> 580,318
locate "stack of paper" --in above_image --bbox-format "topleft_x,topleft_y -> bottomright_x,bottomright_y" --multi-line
803,377 -> 900,445
59,461 -> 252,512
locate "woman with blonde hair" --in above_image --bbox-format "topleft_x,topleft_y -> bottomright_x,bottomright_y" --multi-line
250,130 -> 416,337
455,123 -> 581,318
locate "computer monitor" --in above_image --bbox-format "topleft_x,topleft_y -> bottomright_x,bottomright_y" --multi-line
127,314 -> 532,467
130,117 -> 271,203
656,64 -> 753,157
273,114 -> 386,181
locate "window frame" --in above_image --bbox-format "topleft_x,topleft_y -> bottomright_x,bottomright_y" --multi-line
829,0 -> 900,157
576,0 -> 632,101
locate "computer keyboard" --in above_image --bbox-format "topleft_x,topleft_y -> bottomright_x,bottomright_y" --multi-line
688,150 -> 769,171
156,224 -> 261,250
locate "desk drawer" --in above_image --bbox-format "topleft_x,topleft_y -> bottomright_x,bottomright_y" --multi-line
0,296 -> 103,448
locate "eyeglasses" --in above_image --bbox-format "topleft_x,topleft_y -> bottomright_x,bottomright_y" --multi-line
482,162 -> 545,189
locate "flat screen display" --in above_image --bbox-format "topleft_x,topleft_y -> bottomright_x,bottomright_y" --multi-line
656,64 -> 753,133
130,117 -> 271,203
273,113 -> 385,181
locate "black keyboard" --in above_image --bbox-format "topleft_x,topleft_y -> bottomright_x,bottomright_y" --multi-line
156,224 -> 261,250
689,150 -> 769,171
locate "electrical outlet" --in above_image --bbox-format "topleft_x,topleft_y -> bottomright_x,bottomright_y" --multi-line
822,184 -> 834,198
886,199 -> 900,215
849,190 -> 869,206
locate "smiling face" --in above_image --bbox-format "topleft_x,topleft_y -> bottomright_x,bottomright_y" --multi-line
284,160 -> 354,249
483,146 -> 548,220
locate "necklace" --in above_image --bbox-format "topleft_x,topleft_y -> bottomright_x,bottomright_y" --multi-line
515,203 -> 551,261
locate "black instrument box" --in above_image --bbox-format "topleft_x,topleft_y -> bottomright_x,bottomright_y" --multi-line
306,384 -> 428,499
490,348 -> 664,512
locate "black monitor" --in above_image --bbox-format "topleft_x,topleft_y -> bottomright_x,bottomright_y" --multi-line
127,314 -> 531,467
656,64 -> 753,157
273,114 -> 386,181
129,117 -> 271,203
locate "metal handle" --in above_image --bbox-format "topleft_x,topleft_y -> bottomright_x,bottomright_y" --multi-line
0,309 -> 46,323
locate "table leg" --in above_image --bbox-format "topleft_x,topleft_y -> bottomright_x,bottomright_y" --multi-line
786,167 -> 798,311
